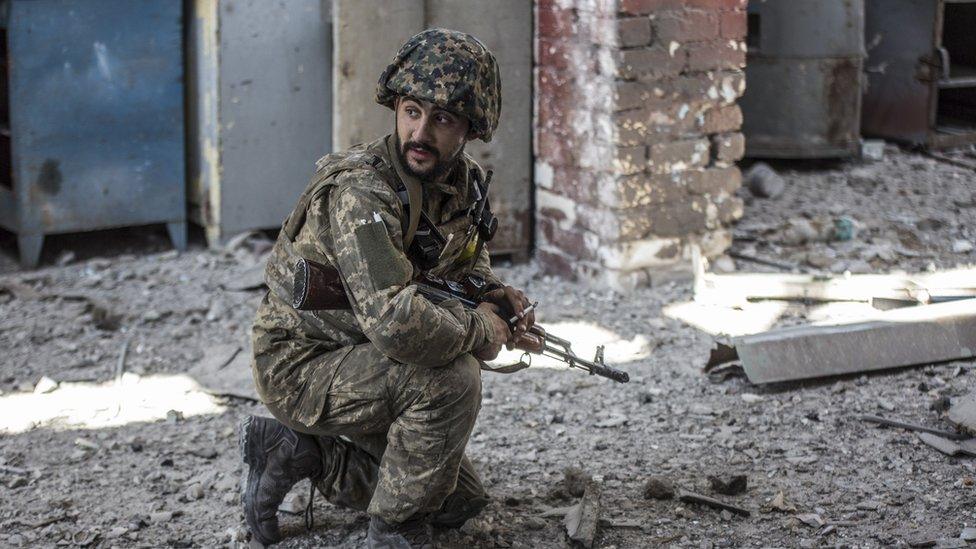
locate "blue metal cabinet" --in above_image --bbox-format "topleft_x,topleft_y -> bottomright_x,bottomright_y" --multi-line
0,0 -> 186,267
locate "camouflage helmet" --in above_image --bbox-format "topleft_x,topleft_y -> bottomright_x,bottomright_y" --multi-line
376,28 -> 501,142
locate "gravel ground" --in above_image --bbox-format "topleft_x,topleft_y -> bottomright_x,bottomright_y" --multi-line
1,145 -> 975,548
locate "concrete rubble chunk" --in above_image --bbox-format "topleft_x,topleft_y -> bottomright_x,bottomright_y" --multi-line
745,162 -> 785,199
563,481 -> 601,549
642,476 -> 675,500
948,392 -> 976,435
707,299 -> 976,384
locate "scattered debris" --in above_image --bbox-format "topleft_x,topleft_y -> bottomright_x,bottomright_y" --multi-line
279,490 -> 308,515
694,267 -> 976,307
677,490 -> 750,517
948,391 -> 976,435
563,482 -> 601,549
642,476 -> 675,500
796,513 -> 825,528
860,414 -> 967,440
557,467 -> 592,499
706,299 -> 976,384
766,491 -> 796,513
708,474 -> 747,496
745,162 -> 785,199
33,376 -> 58,394
861,139 -> 886,161
916,433 -> 976,457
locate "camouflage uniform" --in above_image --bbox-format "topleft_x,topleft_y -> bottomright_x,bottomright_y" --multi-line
252,117 -> 505,523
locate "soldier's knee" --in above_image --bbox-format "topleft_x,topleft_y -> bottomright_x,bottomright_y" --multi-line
429,353 -> 481,412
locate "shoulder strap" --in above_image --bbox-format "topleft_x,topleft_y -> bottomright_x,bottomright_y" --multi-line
281,152 -> 417,245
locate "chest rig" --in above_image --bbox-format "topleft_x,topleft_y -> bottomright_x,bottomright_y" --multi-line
280,140 -> 497,272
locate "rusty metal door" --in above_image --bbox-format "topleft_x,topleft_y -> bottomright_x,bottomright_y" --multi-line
862,0 -> 938,145
740,0 -> 865,158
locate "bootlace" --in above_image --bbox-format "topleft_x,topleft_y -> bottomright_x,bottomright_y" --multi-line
304,480 -> 316,531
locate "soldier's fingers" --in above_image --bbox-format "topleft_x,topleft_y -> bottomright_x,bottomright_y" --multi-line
504,287 -> 523,316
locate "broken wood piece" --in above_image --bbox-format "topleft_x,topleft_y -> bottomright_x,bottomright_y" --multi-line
564,481 -> 601,548
0,464 -> 28,476
694,267 -> 976,307
917,433 -> 963,456
860,414 -> 967,440
708,299 -> 976,384
948,391 -> 976,435
678,490 -> 751,517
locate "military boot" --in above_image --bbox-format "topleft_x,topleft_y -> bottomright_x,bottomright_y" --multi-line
367,516 -> 435,549
240,415 -> 322,545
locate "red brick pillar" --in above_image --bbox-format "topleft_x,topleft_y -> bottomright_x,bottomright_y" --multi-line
534,0 -> 747,290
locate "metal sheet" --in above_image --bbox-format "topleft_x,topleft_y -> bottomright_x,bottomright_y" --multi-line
734,299 -> 976,384
742,58 -> 862,158
5,0 -> 185,235
742,0 -> 864,158
217,0 -> 332,242
862,0 -> 938,144
748,0 -> 865,58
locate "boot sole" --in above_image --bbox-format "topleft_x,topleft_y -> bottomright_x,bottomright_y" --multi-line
240,415 -> 279,546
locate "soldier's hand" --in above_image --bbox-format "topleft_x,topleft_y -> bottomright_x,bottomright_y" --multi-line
474,301 -> 509,361
483,286 -> 535,340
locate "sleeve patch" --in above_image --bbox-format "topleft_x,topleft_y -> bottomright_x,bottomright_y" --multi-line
354,221 -> 408,291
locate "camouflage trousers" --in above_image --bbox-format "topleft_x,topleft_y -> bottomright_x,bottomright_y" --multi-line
264,342 -> 488,525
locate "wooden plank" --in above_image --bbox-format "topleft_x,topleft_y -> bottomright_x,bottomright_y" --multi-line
694,268 -> 976,306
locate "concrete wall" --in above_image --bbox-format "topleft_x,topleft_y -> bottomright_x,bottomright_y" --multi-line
333,0 -> 533,257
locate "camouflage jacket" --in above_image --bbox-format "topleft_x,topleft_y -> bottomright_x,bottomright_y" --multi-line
251,135 -> 503,422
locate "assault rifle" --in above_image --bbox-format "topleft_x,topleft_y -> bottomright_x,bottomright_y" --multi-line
291,258 -> 630,383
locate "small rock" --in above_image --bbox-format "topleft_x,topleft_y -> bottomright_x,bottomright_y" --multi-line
768,491 -> 796,512
796,513 -> 825,528
952,240 -> 973,254
8,476 -> 27,489
74,437 -> 99,451
279,490 -> 307,515
33,376 -> 59,394
741,393 -> 764,404
856,499 -> 881,511
166,410 -> 184,424
745,162 -> 785,199
961,528 -> 976,542
186,483 -> 204,501
805,251 -> 835,269
861,139 -> 886,161
712,255 -> 736,273
524,517 -> 546,530
189,448 -> 218,460
643,476 -> 675,500
560,467 -> 591,498
149,511 -> 174,523
709,474 -> 747,496
56,250 -> 77,266
799,539 -> 817,549
106,527 -> 128,539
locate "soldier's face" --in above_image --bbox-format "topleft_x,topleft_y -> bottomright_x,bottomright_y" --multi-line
395,97 -> 471,181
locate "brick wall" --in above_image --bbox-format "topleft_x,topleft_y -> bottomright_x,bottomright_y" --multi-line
534,0 -> 747,291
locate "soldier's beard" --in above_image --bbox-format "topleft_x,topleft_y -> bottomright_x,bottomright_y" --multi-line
395,133 -> 464,183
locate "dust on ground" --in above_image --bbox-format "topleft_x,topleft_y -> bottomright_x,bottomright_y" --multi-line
1,145 -> 975,548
